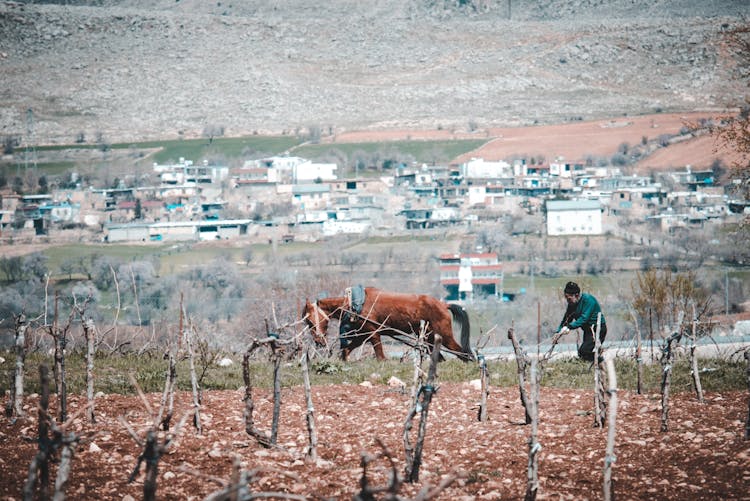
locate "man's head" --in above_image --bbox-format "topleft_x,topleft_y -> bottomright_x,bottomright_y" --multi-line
564,281 -> 581,304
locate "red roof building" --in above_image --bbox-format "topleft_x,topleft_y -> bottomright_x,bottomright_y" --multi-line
439,252 -> 503,301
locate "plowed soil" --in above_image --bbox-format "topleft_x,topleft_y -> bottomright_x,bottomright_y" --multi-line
2,380 -> 748,500
327,111 -> 741,171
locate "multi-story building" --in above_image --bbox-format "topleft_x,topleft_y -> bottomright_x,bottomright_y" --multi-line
438,252 -> 503,301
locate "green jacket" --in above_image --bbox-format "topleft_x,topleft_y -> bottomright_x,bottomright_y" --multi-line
558,292 -> 606,331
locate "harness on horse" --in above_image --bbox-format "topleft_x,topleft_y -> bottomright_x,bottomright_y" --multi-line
340,285 -> 365,349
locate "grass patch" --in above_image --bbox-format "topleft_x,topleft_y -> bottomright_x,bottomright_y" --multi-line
142,136 -> 302,164
31,136 -> 302,166
2,350 -> 744,397
40,243 -> 173,278
0,161 -> 76,176
291,139 -> 488,164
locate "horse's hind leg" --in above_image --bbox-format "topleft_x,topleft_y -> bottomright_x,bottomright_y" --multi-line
369,333 -> 386,360
342,332 -> 371,361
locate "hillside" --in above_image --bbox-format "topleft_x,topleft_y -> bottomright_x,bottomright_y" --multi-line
1,0 -> 748,150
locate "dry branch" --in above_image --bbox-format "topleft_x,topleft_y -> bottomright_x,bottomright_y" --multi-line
524,360 -> 540,501
603,359 -> 618,501
409,322 -> 429,403
689,305 -> 705,403
200,461 -> 305,501
355,438 -> 402,500
660,321 -> 683,432
628,307 -> 644,395
123,374 -> 194,501
23,365 -> 52,500
242,349 -> 272,448
183,312 -> 203,434
8,313 -> 27,421
300,348 -> 318,464
159,349 -> 177,431
477,353 -> 489,422
404,334 -> 442,483
507,327 -> 532,424
593,313 -> 606,428
73,295 -> 96,424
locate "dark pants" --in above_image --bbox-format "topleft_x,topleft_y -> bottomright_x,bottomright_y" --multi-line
578,322 -> 607,362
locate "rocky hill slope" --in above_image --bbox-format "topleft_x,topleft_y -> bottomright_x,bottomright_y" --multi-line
0,0 -> 748,145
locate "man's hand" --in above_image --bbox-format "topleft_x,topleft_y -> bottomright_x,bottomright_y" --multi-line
559,326 -> 570,335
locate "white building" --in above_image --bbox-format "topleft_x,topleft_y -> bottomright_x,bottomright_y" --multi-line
322,219 -> 371,236
460,158 -> 512,179
546,199 -> 603,236
154,158 -> 228,185
294,160 -> 337,182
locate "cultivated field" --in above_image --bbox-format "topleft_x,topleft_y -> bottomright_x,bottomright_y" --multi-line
2,369 -> 747,499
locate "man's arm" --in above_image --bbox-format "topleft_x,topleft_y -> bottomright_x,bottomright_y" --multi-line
568,295 -> 599,329
557,302 -> 576,332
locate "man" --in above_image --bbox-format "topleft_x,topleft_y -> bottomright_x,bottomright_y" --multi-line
556,281 -> 607,362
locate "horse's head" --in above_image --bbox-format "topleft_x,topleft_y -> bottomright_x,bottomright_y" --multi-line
302,299 -> 330,346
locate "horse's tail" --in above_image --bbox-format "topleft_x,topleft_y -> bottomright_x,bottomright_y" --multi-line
448,303 -> 474,362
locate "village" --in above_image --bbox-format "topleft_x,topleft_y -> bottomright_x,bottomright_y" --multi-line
1,144 -> 746,306
0,150 -> 741,244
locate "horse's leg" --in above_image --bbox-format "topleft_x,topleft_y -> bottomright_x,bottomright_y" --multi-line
369,333 -> 386,360
343,332 -> 368,361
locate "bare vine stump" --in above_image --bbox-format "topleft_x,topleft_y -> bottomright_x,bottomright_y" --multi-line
628,308 -> 644,395
660,331 -> 681,432
507,327 -> 532,424
184,323 -> 203,434
270,347 -> 282,446
524,360 -> 540,501
689,309 -> 704,403
603,359 -> 618,501
242,351 -> 272,448
404,335 -> 442,483
123,376 -> 193,501
300,349 -> 319,463
52,431 -> 78,501
129,430 -> 161,501
23,365 -> 52,500
159,350 -> 177,431
593,313 -> 606,428
478,353 -> 489,422
9,313 -> 27,420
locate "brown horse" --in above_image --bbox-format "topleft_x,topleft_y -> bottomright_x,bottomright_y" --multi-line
302,287 -> 474,362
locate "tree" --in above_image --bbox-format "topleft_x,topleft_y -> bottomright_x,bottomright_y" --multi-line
38,175 -> 48,194
306,124 -> 321,144
0,256 -> 24,282
21,253 -> 48,282
59,258 -> 77,280
631,269 -> 711,354
242,248 -> 254,266
134,199 -> 142,220
710,26 -> 750,202
202,124 -> 225,144
3,135 -> 18,155
713,105 -> 750,201
91,255 -> 123,290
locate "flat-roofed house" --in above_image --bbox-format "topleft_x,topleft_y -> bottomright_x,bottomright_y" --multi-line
546,199 -> 602,236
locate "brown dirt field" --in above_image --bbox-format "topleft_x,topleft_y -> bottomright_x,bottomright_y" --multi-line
328,112 -> 739,171
634,132 -> 743,171
2,381 -> 748,500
